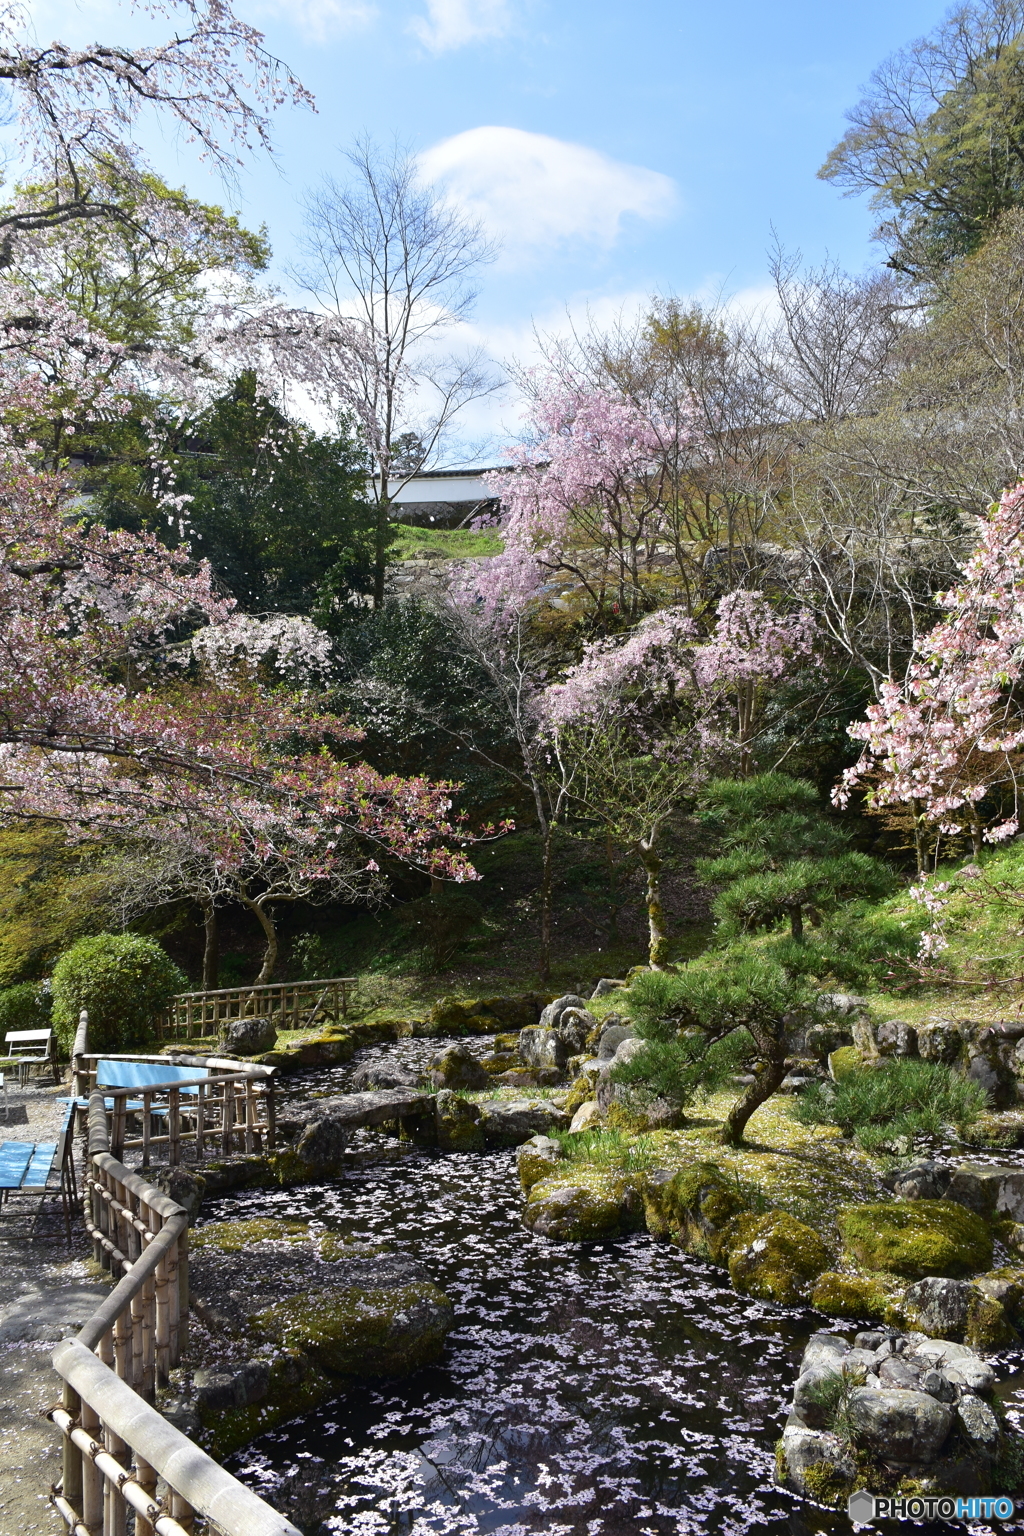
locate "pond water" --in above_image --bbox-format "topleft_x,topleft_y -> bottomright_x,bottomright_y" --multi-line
201,1038 -> 1024,1536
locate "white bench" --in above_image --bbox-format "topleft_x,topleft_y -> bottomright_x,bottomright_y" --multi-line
4,1028 -> 59,1085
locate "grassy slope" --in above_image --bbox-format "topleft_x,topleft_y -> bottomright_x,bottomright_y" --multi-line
390,526 -> 503,560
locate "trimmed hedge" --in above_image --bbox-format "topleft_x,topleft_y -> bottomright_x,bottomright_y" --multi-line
52,933 -> 186,1053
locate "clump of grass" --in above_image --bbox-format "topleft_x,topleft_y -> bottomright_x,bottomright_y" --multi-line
794,1058 -> 987,1155
800,1364 -> 866,1441
552,1127 -> 659,1173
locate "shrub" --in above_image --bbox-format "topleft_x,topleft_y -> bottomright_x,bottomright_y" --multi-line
52,933 -> 187,1053
0,980 -> 51,1036
794,1058 -> 987,1153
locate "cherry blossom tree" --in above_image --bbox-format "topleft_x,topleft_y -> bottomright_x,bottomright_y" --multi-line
541,593 -> 818,967
487,376 -> 699,621
0,0 -> 310,263
836,481 -> 1024,863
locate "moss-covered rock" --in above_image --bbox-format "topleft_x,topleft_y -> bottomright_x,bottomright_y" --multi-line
195,1350 -> 335,1459
642,1162 -> 748,1262
810,1270 -> 900,1322
523,1170 -> 643,1241
727,1210 -> 831,1305
192,1219 -> 309,1252
434,1089 -> 485,1151
516,1134 -> 562,1192
568,1069 -> 601,1118
253,1283 -> 454,1377
838,1200 -> 993,1279
828,1045 -> 863,1081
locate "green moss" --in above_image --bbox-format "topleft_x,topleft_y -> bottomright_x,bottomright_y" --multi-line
810,1270 -> 898,1321
198,1353 -> 334,1459
564,1071 -> 598,1118
643,1162 -> 749,1260
523,1168 -> 643,1241
253,1283 -> 453,1376
838,1199 -> 993,1278
801,1460 -> 854,1509
966,1289 -> 1020,1350
319,1234 -> 391,1262
727,1210 -> 831,1304
828,1046 -> 863,1081
192,1219 -> 309,1253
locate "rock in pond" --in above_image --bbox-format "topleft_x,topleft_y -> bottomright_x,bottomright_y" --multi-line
350,1060 -> 422,1091
838,1199 -> 992,1278
903,1276 -> 972,1338
727,1210 -> 831,1306
434,1089 -> 484,1152
427,1044 -> 490,1090
186,1221 -> 454,1450
478,1098 -> 569,1147
516,1133 -> 562,1192
523,1171 -> 643,1241
848,1387 -> 954,1461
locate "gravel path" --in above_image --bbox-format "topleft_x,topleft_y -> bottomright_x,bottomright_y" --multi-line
0,1075 -> 110,1536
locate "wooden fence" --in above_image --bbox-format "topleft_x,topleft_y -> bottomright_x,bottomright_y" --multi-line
50,1089 -> 300,1536
74,1052 -> 277,1167
154,976 -> 356,1040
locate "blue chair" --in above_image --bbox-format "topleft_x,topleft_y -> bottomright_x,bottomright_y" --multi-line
0,1103 -> 77,1240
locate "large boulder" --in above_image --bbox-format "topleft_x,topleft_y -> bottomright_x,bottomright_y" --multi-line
888,1160 -> 951,1201
875,1019 -> 918,1057
596,1024 -> 636,1060
917,1021 -> 962,1064
518,1026 -> 570,1071
642,1162 -> 747,1261
478,1099 -> 569,1148
351,1060 -> 421,1091
777,1424 -> 856,1505
523,1172 -> 643,1241
427,1043 -> 490,1090
516,1134 -> 563,1192
538,994 -> 588,1030
727,1211 -> 831,1306
903,1277 -> 972,1338
434,1090 -> 484,1152
945,1162 -> 1024,1222
219,1015 -> 278,1056
838,1200 -> 993,1279
590,978 -> 626,1000
555,1008 -> 596,1054
847,1387 -> 954,1463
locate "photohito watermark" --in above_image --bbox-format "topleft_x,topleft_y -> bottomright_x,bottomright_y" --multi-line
848,1490 -> 1017,1523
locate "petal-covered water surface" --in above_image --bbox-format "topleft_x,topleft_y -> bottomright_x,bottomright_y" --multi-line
207,1047 -> 1024,1536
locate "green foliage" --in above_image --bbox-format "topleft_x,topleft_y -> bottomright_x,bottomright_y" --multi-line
0,827 -> 112,986
620,949 -> 814,1122
51,933 -> 187,1052
0,981 -> 51,1034
395,891 -> 485,968
799,1366 -> 862,1442
551,1127 -> 659,1172
819,14 -> 1024,272
838,1198 -> 993,1278
101,373 -> 375,615
698,773 -> 894,941
795,1058 -> 988,1153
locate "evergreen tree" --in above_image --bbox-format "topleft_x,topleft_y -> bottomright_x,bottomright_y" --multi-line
697,773 -> 892,942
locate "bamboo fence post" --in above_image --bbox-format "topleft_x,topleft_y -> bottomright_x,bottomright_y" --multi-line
196,1082 -> 206,1159
141,1091 -> 152,1168
61,1378 -> 82,1513
134,1453 -> 158,1536
80,1393 -> 103,1532
169,1088 -> 180,1167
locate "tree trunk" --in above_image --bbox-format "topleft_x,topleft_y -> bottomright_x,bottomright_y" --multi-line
720,1043 -> 788,1146
241,896 -> 279,984
539,817 -> 553,982
200,897 -> 219,991
788,903 -> 804,941
373,494 -> 390,609
638,835 -> 670,969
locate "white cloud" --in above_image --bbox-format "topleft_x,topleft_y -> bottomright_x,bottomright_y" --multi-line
409,0 -> 514,52
418,127 -> 677,262
261,0 -> 377,41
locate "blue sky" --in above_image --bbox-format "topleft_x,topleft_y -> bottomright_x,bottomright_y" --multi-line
34,0 -> 946,451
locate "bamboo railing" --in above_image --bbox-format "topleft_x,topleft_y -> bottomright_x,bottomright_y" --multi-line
154,976 -> 356,1041
74,1052 -> 277,1167
49,1090 -> 300,1536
